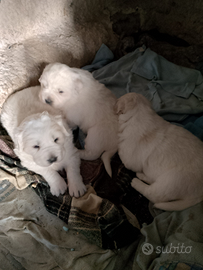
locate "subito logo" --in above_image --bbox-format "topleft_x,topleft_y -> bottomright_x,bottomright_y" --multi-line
142,243 -> 154,255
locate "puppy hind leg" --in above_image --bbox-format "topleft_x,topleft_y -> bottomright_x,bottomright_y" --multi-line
78,129 -> 104,160
79,127 -> 116,177
154,198 -> 202,211
79,148 -> 101,160
131,178 -> 157,203
79,147 -> 114,177
136,172 -> 153,184
101,149 -> 117,178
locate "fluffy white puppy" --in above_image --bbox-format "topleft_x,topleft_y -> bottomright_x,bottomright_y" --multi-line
115,92 -> 203,211
39,63 -> 118,177
1,86 -> 86,197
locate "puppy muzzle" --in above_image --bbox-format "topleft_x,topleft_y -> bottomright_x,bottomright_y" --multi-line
47,156 -> 58,164
45,98 -> 52,105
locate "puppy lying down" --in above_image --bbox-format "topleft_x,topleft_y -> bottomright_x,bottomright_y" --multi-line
1,86 -> 86,197
39,63 -> 118,177
115,92 -> 203,211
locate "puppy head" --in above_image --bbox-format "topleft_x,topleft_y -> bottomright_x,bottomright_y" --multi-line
14,112 -> 71,167
39,63 -> 83,108
114,93 -> 151,115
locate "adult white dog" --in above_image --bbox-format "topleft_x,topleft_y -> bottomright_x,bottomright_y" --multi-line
115,92 -> 203,211
39,63 -> 118,177
1,86 -> 86,197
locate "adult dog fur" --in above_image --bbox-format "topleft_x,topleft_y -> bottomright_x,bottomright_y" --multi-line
115,92 -> 203,211
39,63 -> 118,177
1,86 -> 86,197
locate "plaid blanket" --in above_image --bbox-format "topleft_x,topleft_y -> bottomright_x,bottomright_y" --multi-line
0,123 -> 153,250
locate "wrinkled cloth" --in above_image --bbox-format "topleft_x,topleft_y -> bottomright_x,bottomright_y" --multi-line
184,115 -> 203,141
34,183 -> 140,249
134,202 -> 203,270
0,181 -> 140,270
82,44 -> 114,72
93,46 -> 203,122
1,177 -> 203,270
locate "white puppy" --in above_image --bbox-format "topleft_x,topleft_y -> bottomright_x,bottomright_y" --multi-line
39,63 -> 118,177
115,92 -> 203,211
1,86 -> 86,197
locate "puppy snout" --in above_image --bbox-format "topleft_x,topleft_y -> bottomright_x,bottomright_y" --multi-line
45,98 -> 52,105
47,156 -> 57,164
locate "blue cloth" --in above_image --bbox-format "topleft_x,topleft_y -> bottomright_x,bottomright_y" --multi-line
184,115 -> 203,141
82,44 -> 114,72
93,46 -> 203,122
132,48 -> 203,100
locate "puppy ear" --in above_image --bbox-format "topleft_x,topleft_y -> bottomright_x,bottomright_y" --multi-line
54,115 -> 71,136
114,99 -> 126,115
115,94 -> 139,115
40,111 -> 49,120
74,78 -> 83,93
71,72 -> 83,93
38,77 -> 48,89
13,125 -> 25,154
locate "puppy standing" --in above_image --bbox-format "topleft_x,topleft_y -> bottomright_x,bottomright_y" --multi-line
39,63 -> 118,177
115,92 -> 203,211
1,86 -> 86,197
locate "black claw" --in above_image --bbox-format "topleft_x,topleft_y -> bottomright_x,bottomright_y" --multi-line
78,191 -> 80,197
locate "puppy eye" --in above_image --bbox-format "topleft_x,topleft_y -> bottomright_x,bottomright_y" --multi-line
33,145 -> 40,149
54,138 -> 58,143
58,90 -> 63,94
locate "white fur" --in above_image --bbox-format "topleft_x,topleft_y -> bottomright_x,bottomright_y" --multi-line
39,63 -> 118,177
115,92 -> 203,211
1,86 -> 86,197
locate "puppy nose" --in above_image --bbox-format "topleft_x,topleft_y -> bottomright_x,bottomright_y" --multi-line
45,98 -> 52,105
47,156 -> 57,164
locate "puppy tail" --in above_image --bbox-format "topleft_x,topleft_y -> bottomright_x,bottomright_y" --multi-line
101,150 -> 116,178
154,198 -> 202,212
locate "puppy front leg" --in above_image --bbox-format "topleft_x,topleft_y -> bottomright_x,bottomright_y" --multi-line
66,154 -> 86,198
21,158 -> 67,196
37,168 -> 67,197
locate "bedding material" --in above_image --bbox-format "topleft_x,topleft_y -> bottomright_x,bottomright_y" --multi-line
92,46 -> 203,122
1,122 -> 203,270
1,46 -> 203,269
0,123 -> 144,249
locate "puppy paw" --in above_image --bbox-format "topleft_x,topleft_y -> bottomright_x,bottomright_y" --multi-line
69,180 -> 87,198
50,178 -> 67,197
